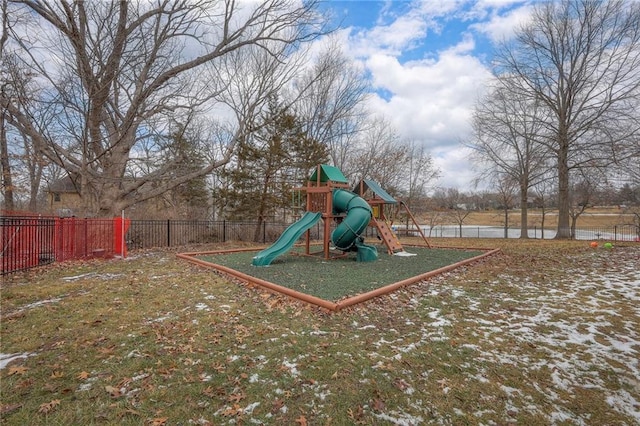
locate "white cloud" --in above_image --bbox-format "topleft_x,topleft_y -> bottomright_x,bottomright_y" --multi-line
413,0 -> 467,18
471,3 -> 534,42
334,1 -> 534,189
432,146 -> 480,192
348,11 -> 432,57
362,38 -> 492,188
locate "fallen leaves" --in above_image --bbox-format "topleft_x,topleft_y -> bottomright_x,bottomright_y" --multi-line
347,405 -> 365,423
227,391 -> 246,404
372,398 -> 386,412
271,398 -> 285,414
38,399 -> 60,414
1,242 -> 637,425
221,404 -> 243,417
7,366 -> 28,376
1,403 -> 23,415
50,370 -> 64,379
393,377 -> 410,391
105,385 -> 123,398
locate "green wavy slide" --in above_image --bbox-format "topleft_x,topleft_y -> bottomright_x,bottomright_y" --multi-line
251,211 -> 322,266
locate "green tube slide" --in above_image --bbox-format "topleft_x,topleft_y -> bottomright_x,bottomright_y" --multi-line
331,189 -> 377,262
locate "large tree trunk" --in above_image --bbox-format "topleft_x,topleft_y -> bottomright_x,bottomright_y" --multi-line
519,179 -> 529,239
503,207 -> 509,238
0,113 -> 14,211
556,136 -> 571,239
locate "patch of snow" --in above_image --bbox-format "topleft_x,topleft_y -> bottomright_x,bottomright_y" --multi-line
195,303 -> 209,311
282,360 -> 300,377
373,411 -> 424,426
146,313 -> 174,323
451,289 -> 465,298
427,309 -> 451,327
243,402 -> 260,414
606,390 -> 640,422
132,373 -> 149,381
96,273 -> 124,280
394,251 -> 417,257
61,272 -> 96,281
19,297 -> 62,311
396,342 -> 418,353
358,324 -> 377,330
0,352 -> 34,369
77,383 -> 92,392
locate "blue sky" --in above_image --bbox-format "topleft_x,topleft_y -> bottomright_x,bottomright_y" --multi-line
317,0 -> 535,190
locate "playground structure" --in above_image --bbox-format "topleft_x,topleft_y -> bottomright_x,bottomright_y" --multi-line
354,179 -> 430,253
178,164 -> 499,311
251,164 -> 430,266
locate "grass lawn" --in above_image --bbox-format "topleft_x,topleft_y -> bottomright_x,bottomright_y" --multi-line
1,238 -> 639,425
195,246 -> 485,301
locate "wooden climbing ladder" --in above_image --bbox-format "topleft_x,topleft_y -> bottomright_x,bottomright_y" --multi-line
371,218 -> 404,254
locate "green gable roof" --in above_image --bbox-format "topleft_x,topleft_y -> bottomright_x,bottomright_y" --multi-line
309,164 -> 348,184
357,179 -> 397,204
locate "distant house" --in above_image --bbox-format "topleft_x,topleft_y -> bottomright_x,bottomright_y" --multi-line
47,175 -> 82,216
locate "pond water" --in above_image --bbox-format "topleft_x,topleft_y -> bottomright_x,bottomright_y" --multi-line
391,225 -> 637,241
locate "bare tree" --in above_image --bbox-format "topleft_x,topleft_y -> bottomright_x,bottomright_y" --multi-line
0,99 -> 11,210
493,0 -> 640,238
348,117 -> 406,190
292,38 -> 370,172
439,188 -> 473,238
530,172 -> 557,239
1,0 -> 14,210
2,21 -> 49,211
404,139 -> 440,209
470,77 -> 551,238
494,174 -> 519,238
567,167 -> 606,239
1,0 -> 326,216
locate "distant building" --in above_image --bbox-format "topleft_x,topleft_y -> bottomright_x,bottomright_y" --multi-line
47,175 -> 82,216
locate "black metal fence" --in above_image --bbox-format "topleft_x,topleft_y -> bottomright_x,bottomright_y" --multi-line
125,220 -> 327,249
2,217 -> 638,275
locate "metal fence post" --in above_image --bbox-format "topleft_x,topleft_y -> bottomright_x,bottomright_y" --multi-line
167,219 -> 171,247
223,220 -> 226,242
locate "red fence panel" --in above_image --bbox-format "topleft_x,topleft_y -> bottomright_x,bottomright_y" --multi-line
1,215 -> 55,275
54,217 -> 115,262
113,217 -> 131,257
2,213 -> 122,275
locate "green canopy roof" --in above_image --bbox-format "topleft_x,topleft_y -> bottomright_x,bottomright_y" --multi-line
356,179 -> 397,204
309,164 -> 348,184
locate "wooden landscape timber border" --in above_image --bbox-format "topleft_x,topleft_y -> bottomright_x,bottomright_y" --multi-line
176,245 -> 501,312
